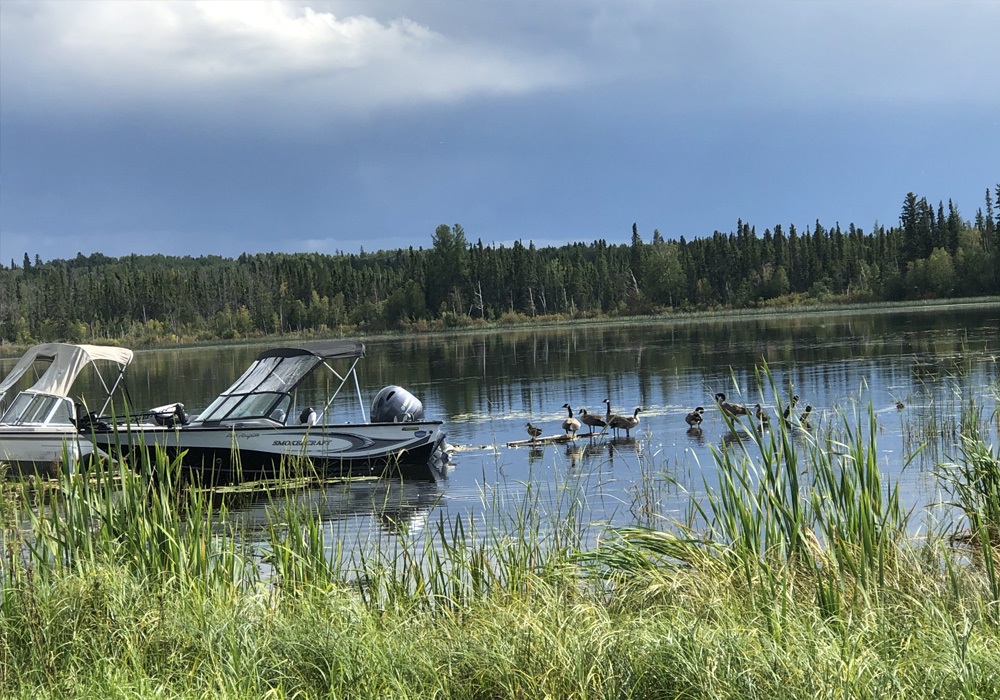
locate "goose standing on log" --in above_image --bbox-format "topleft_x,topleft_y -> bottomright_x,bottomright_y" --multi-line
561,404 -> 581,438
604,399 -> 623,437
715,393 -> 749,418
685,407 -> 705,427
610,407 -> 642,438
603,398 -> 614,426
577,408 -> 607,436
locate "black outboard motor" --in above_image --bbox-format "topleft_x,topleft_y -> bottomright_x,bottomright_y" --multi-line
151,402 -> 189,428
370,385 -> 425,423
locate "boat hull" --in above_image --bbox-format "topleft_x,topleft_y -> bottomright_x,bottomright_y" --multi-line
0,428 -> 105,477
92,420 -> 448,484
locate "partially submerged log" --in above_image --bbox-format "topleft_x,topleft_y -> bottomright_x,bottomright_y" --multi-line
506,433 -> 578,447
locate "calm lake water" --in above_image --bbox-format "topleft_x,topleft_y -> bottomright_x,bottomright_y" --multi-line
4,303 -> 1000,545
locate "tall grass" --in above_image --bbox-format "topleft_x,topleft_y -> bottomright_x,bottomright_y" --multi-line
12,451 -> 255,594
582,372 -> 949,630
349,466 -> 588,613
935,437 -> 1000,624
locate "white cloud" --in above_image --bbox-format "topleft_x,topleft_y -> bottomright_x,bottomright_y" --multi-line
3,0 -> 997,132
0,0 -> 583,125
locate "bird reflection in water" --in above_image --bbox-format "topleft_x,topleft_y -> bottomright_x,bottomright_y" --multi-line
564,443 -> 585,468
527,445 -> 546,465
564,440 -> 621,468
685,426 -> 706,445
609,436 -> 641,458
569,437 -> 641,470
721,428 -> 755,450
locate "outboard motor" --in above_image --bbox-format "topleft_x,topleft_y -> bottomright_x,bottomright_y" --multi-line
370,385 -> 425,423
151,402 -> 189,428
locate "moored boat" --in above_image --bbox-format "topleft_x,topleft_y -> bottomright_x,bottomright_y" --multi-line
90,341 -> 448,484
0,343 -> 134,477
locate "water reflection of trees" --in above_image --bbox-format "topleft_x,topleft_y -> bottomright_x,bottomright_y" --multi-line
111,306 -> 1000,426
365,307 -> 999,420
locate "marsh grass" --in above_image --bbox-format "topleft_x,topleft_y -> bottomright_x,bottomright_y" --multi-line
3,376 -> 1000,697
935,437 -> 1000,620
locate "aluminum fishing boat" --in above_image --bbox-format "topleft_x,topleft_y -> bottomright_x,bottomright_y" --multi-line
92,341 -> 448,484
0,343 -> 133,476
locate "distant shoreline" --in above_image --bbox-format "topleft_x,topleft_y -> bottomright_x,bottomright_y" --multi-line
2,296 -> 998,358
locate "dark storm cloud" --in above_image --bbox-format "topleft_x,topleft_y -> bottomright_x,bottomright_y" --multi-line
1,1 -> 997,262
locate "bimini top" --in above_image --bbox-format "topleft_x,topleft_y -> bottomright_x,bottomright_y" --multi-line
257,341 -> 366,361
195,341 -> 366,423
0,343 -> 134,401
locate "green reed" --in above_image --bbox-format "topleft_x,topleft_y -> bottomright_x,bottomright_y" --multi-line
351,463 -> 587,613
935,435 -> 1000,621
582,368 -> 913,630
10,448 -> 254,595
263,485 -> 344,594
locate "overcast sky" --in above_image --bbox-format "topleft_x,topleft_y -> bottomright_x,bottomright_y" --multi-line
1,0 -> 997,263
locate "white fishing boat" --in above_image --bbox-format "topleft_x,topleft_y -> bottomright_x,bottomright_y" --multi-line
92,341 -> 448,484
0,343 -> 134,476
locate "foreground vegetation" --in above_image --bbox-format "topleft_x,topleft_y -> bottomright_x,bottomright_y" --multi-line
1,186 -> 998,346
2,393 -> 1000,698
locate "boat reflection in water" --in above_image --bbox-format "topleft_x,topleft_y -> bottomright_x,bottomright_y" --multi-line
220,477 -> 445,537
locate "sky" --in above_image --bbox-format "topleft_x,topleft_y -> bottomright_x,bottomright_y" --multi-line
1,0 -> 998,264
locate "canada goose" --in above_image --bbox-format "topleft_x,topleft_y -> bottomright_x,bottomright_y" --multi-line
754,403 -> 770,427
782,395 -> 800,426
685,407 -> 705,427
603,398 -> 625,437
526,422 -> 542,441
799,405 -> 813,427
715,392 -> 749,418
561,403 -> 581,437
610,407 -> 642,438
577,408 -> 607,435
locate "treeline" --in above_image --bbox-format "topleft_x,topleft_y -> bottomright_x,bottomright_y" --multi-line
1,187 -> 998,345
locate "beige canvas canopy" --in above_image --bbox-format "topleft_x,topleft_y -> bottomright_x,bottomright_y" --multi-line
0,343 -> 133,402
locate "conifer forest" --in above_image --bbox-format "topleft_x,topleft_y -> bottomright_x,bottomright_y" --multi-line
1,187 -> 998,345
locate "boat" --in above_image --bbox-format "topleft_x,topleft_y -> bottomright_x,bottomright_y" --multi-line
90,341 -> 449,484
0,343 -> 134,477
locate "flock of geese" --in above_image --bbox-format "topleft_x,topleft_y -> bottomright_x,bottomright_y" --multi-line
523,390 -> 914,445
687,393 -> 813,432
526,399 -> 642,442
526,393 -> 817,443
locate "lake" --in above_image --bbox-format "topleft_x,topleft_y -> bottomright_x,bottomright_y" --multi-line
4,303 -> 1000,545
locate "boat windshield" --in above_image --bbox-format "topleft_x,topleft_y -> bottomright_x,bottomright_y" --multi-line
226,355 -> 318,395
0,392 -> 74,426
193,349 -> 355,424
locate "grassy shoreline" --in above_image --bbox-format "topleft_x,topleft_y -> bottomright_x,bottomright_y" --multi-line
3,391 -> 1000,698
